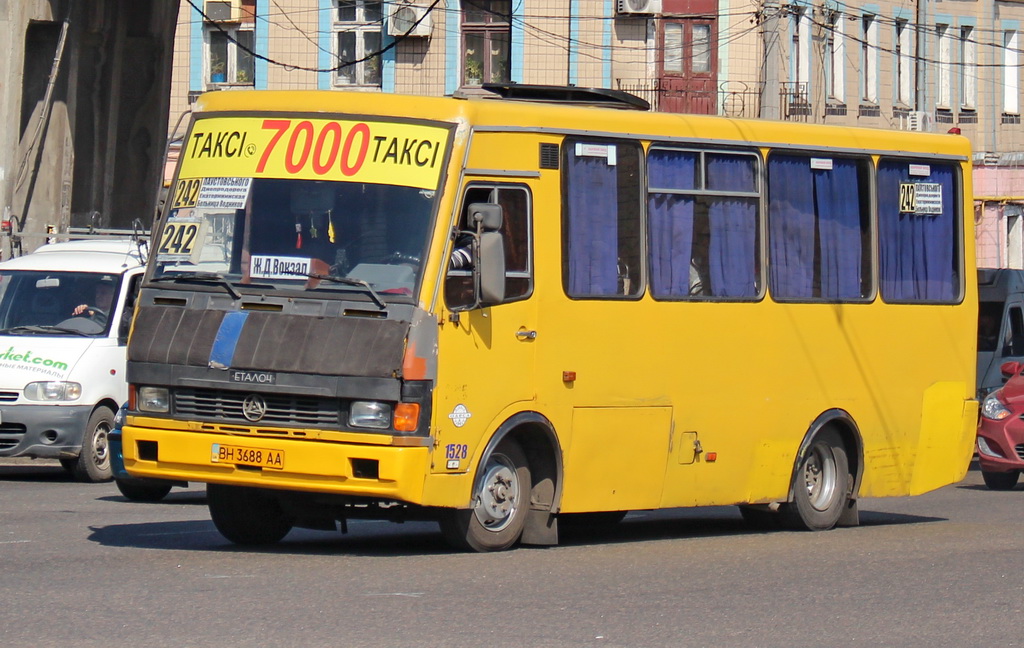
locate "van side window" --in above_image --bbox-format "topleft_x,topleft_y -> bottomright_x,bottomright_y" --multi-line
878,159 -> 961,303
563,139 -> 643,299
648,147 -> 761,299
978,302 -> 1004,353
445,184 -> 532,310
1005,306 -> 1024,357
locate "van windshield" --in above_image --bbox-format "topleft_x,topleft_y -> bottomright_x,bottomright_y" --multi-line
0,271 -> 121,336
151,115 -> 451,303
153,178 -> 436,299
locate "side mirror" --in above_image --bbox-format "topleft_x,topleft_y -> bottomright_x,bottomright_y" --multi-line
1000,361 -> 1023,379
466,203 -> 505,307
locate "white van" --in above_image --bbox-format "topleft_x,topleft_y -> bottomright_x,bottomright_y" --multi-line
0,238 -> 146,481
978,268 -> 1024,398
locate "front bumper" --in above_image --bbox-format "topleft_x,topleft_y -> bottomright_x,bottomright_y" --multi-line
123,418 -> 433,504
977,418 -> 1024,472
0,404 -> 93,459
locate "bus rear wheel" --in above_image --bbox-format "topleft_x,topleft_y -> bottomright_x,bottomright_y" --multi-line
439,439 -> 530,552
780,429 -> 850,531
207,484 -> 293,545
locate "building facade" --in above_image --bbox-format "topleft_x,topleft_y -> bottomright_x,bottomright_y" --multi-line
169,0 -> 1024,268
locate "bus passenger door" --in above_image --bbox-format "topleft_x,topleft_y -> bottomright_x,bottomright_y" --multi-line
433,183 -> 536,474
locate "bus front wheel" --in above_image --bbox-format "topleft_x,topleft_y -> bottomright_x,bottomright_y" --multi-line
207,484 -> 293,545
439,439 -> 531,552
781,429 -> 850,531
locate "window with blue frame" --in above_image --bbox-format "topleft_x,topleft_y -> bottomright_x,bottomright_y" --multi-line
334,0 -> 382,87
877,159 -> 961,302
767,154 -> 871,301
647,147 -> 761,299
563,139 -> 643,298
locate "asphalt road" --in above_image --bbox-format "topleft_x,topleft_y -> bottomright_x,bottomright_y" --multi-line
1,457 -> 1020,647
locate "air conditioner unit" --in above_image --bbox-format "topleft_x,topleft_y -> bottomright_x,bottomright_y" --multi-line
205,0 -> 240,22
388,2 -> 431,37
903,110 -> 933,132
616,0 -> 662,15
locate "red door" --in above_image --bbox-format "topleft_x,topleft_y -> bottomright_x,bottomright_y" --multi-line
659,18 -> 717,114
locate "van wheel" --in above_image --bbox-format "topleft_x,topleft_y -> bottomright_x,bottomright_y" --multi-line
982,470 -> 1020,490
780,429 -> 849,531
115,478 -> 173,502
71,407 -> 114,482
439,439 -> 530,552
207,484 -> 293,545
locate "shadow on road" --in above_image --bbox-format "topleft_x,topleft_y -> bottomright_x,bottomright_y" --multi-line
0,463 -> 74,482
86,503 -> 945,556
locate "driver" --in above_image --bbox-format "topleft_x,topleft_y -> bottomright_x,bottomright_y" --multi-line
72,277 -> 115,325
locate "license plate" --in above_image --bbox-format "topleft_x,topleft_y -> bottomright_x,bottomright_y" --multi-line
211,443 -> 284,470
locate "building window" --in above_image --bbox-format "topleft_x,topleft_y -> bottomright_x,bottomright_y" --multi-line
896,20 -> 912,106
937,24 -> 952,108
861,15 -> 878,103
791,8 -> 810,87
1006,31 -> 1020,114
826,11 -> 845,102
334,0 -> 382,87
462,0 -> 511,86
205,9 -> 255,87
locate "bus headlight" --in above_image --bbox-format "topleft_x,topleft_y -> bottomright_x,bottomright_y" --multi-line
981,392 -> 1012,421
349,401 -> 392,429
24,381 -> 82,401
138,387 -> 170,413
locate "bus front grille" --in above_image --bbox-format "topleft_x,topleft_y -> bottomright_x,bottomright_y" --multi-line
173,388 -> 340,428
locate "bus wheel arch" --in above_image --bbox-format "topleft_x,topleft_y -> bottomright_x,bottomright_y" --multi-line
439,412 -> 562,551
781,410 -> 862,530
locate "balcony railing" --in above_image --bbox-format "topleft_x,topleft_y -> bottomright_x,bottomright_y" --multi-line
615,79 -> 762,118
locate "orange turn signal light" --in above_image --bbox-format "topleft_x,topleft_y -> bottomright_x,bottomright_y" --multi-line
394,403 -> 420,432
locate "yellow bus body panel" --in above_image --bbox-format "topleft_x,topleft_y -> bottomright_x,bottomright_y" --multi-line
127,89 -> 978,516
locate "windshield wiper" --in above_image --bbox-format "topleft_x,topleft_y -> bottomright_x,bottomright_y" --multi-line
282,271 -> 386,310
0,325 -> 91,337
151,272 -> 241,300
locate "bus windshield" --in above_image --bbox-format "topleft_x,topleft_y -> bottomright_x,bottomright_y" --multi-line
154,178 -> 436,298
152,115 -> 451,301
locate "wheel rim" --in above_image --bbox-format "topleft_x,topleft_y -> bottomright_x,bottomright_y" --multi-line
802,443 -> 838,511
473,452 -> 520,532
92,421 -> 111,468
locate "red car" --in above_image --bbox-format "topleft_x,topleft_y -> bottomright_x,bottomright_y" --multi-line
978,361 -> 1024,489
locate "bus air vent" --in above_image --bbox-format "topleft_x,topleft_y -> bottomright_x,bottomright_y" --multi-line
540,143 -> 559,169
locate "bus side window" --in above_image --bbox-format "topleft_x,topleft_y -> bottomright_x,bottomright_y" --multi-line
1004,306 -> 1024,357
445,184 -> 532,310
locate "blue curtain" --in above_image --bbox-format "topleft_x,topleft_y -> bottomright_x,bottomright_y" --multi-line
768,156 -> 816,298
878,162 -> 956,301
816,160 -> 863,299
649,150 -> 697,297
566,150 -> 619,295
707,155 -> 757,298
769,156 -> 864,300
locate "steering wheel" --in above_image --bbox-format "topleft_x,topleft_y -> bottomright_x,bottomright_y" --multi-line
78,306 -> 108,322
367,251 -> 421,266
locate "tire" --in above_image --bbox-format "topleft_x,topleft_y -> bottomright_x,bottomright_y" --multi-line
439,439 -> 531,552
982,470 -> 1020,491
71,407 -> 114,483
115,478 -> 174,502
207,483 -> 293,545
780,429 -> 850,531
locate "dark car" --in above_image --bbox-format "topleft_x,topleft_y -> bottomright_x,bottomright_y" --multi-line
110,402 -> 185,501
977,361 -> 1024,490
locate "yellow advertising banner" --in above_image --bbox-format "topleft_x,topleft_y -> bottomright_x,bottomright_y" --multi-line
177,116 -> 450,189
